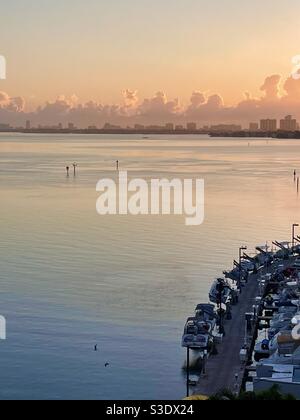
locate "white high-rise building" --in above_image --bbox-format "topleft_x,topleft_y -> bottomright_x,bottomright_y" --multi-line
260,119 -> 277,132
280,115 -> 297,131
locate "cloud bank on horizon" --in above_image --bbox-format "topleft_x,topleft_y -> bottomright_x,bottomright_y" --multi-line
1,71 -> 300,128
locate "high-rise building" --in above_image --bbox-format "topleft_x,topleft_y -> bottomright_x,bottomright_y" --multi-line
280,115 -> 297,131
103,123 -> 121,130
0,123 -> 11,130
165,123 -> 174,131
187,122 -> 197,131
134,124 -> 145,130
260,119 -> 277,132
249,122 -> 259,131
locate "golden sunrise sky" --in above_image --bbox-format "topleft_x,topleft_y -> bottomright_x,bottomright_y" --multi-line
1,0 -> 300,109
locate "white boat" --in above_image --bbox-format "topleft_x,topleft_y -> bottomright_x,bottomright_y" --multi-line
254,334 -> 279,362
254,364 -> 300,399
181,317 -> 213,349
182,305 -> 218,349
209,278 -> 233,305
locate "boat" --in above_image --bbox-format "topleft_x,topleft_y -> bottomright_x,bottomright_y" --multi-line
254,334 -> 279,362
224,258 -> 254,283
223,267 -> 240,282
273,241 -> 291,260
261,343 -> 300,366
255,246 -> 274,267
209,278 -> 233,305
182,304 -> 217,350
253,364 -> 300,399
181,317 -> 213,349
195,304 -> 216,322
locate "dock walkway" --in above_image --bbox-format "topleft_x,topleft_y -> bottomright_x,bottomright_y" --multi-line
194,259 -> 293,397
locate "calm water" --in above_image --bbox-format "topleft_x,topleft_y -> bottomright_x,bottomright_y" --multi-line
0,133 -> 300,400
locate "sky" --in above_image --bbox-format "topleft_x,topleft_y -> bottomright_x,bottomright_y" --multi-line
1,0 -> 300,127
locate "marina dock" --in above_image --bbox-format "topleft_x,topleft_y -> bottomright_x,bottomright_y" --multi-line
183,241 -> 300,399
194,269 -> 260,396
194,262 -> 290,395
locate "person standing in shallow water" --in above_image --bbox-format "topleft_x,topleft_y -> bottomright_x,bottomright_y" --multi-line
66,166 -> 70,176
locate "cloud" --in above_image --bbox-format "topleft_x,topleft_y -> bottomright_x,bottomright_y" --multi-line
283,75 -> 300,102
7,97 -> 25,112
0,91 -> 24,112
189,91 -> 206,108
3,70 -> 300,128
185,93 -> 224,121
206,94 -> 224,109
123,89 -> 138,107
260,74 -> 281,101
0,91 -> 10,104
139,91 -> 175,111
137,91 -> 181,121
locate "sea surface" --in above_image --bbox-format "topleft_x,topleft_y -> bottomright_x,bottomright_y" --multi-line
0,133 -> 300,400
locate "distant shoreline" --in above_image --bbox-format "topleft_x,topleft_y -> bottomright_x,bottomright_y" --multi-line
0,129 -> 300,138
0,128 -> 209,136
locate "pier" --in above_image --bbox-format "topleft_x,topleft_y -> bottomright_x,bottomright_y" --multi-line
194,270 -> 260,396
185,242 -> 298,398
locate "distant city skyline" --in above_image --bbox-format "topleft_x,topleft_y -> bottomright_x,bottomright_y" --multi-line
1,114 -> 299,135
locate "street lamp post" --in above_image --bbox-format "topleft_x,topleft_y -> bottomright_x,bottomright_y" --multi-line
292,224 -> 299,249
239,246 -> 247,292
